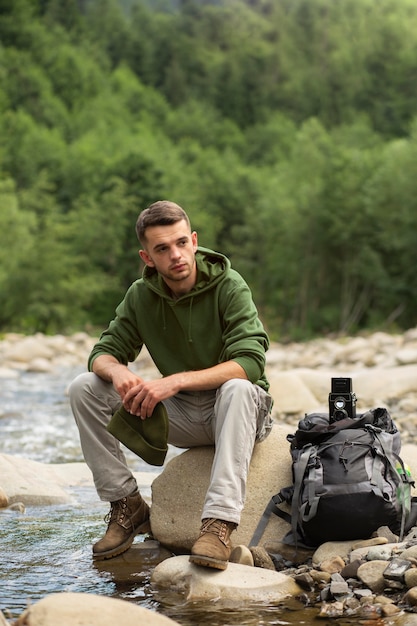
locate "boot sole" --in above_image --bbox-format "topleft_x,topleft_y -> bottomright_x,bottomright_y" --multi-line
189,553 -> 228,571
93,519 -> 151,561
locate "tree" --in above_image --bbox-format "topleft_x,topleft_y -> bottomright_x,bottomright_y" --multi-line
0,178 -> 36,328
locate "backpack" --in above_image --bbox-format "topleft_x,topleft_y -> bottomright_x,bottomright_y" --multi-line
250,407 -> 416,549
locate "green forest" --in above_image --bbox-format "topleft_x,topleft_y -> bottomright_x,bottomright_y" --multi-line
1,0 -> 417,340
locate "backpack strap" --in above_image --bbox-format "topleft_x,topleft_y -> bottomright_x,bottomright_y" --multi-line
249,490 -> 292,547
369,427 -> 414,540
291,444 -> 321,543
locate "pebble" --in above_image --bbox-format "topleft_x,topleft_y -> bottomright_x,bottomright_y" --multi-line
329,574 -> 350,596
367,545 -> 393,561
319,556 -> 345,574
230,545 -> 254,567
382,602 -> 402,617
249,546 -> 275,570
352,536 -> 389,549
401,546 -> 417,560
405,569 -> 417,588
404,587 -> 417,606
360,560 -> 392,592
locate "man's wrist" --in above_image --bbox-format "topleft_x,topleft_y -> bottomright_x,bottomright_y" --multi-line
106,362 -> 128,380
93,357 -> 127,382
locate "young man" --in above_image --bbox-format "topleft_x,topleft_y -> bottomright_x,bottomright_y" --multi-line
69,200 -> 273,570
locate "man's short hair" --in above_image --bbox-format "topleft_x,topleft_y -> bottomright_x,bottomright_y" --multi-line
136,201 -> 191,245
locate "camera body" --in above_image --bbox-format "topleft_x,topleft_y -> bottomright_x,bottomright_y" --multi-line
329,377 -> 357,422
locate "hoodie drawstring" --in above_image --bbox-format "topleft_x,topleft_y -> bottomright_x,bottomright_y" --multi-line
162,300 -> 167,332
187,297 -> 194,343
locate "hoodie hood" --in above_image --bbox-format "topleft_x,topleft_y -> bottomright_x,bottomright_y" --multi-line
142,246 -> 230,301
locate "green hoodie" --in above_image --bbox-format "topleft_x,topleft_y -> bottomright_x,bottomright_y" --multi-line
88,247 -> 270,391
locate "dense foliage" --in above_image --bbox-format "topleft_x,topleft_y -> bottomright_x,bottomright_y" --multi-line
1,0 -> 417,339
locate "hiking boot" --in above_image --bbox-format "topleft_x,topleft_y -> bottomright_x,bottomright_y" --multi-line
92,491 -> 150,560
189,518 -> 236,570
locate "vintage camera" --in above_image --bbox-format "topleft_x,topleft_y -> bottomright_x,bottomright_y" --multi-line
329,377 -> 357,422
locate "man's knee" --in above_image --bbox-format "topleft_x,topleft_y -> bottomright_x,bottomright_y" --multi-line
68,371 -> 96,401
216,379 -> 258,415
219,378 -> 254,399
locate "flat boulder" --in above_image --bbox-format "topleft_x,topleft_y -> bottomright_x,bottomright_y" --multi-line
13,592 -> 179,626
0,454 -> 72,506
151,555 -> 302,603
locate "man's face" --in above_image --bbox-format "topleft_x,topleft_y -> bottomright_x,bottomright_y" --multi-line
139,220 -> 198,297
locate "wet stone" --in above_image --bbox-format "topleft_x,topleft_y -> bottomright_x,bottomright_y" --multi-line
320,586 -> 333,602
404,587 -> 417,607
330,577 -> 350,596
318,601 -> 344,618
319,555 -> 345,574
294,572 -> 315,591
401,545 -> 417,561
358,603 -> 383,619
357,560 -> 389,593
354,588 -> 374,599
367,545 -> 393,561
405,568 -> 417,588
310,569 -> 331,585
230,545 -> 254,567
341,559 -> 365,579
383,558 -> 412,582
381,602 -> 402,617
375,526 -> 399,543
250,546 -> 275,570
352,536 -> 389,550
344,596 -> 361,612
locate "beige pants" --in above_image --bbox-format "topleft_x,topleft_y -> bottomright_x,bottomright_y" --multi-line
69,373 -> 273,525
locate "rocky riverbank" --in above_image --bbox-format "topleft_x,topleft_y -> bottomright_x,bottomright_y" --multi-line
3,329 -> 417,625
2,328 -> 417,436
3,327 -> 417,375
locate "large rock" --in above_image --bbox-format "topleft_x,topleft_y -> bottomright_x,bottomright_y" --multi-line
150,425 -> 293,552
353,366 -> 417,406
0,454 -> 73,506
268,371 -> 320,415
278,366 -> 417,412
2,335 -> 55,363
0,454 -> 159,507
13,592 -> 179,626
151,555 -> 302,603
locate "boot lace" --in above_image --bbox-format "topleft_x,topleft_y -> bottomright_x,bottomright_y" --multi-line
200,518 -> 235,545
104,497 -> 129,527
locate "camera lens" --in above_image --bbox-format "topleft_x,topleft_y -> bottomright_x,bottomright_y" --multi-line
332,396 -> 348,420
334,397 -> 346,410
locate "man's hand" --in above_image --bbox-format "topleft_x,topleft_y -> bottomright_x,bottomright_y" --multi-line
123,375 -> 181,419
111,366 -> 144,400
92,355 -> 144,401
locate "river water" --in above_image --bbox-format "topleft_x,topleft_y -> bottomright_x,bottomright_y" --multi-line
0,366 -> 333,625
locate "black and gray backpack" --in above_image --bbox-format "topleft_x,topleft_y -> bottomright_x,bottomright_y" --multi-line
251,407 -> 416,549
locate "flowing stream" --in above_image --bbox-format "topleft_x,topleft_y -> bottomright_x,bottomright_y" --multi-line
0,366 -> 336,625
